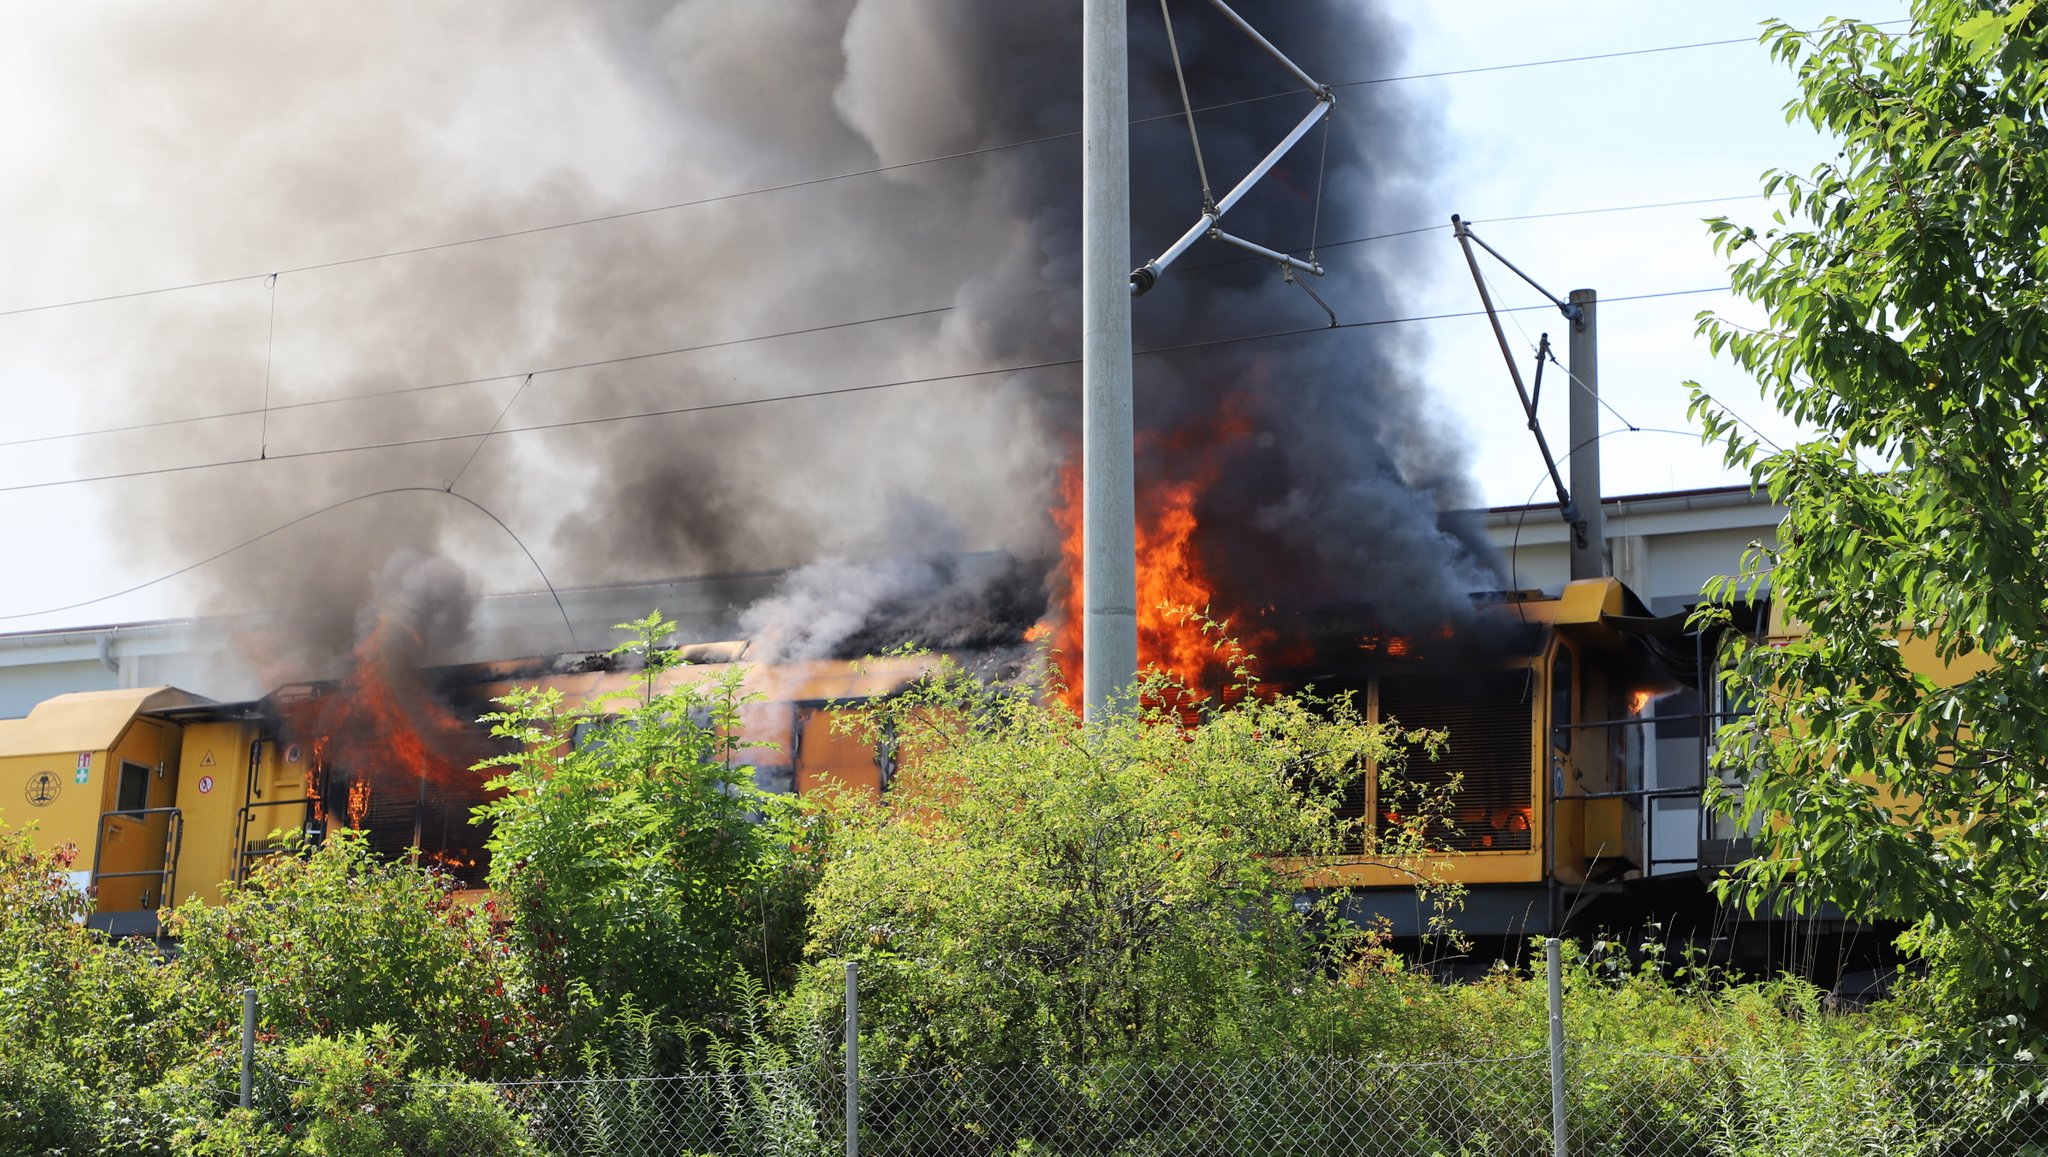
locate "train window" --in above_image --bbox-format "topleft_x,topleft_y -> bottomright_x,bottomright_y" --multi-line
116,761 -> 150,818
794,706 -> 884,797
1551,645 -> 1575,753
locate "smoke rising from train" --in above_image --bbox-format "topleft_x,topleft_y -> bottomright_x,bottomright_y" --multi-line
22,2 -> 1498,672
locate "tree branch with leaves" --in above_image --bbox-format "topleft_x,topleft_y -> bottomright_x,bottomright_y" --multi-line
1693,1 -> 2048,1054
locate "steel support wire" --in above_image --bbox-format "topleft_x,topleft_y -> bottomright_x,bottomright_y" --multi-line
1130,0 -> 1333,296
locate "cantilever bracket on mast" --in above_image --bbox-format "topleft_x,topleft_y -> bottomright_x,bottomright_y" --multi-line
1129,0 -> 1334,298
1452,214 -> 1581,325
1452,214 -> 1578,526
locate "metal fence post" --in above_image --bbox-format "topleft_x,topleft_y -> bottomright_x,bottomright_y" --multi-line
845,960 -> 860,1157
240,986 -> 257,1111
1546,938 -> 1567,1157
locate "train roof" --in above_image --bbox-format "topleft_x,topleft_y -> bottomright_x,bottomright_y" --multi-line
0,686 -> 208,758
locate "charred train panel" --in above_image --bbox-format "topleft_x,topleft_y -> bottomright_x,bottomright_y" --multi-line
1376,669 -> 1536,853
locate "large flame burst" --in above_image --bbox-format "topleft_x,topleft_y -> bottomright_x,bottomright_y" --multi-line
277,615 -> 498,876
1041,404 -> 1267,717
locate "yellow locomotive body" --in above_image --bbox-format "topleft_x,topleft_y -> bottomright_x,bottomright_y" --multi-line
0,655 -> 933,935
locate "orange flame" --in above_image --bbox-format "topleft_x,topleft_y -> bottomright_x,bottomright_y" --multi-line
307,737 -> 330,822
1628,688 -> 1655,715
278,613 -> 501,881
1039,402 -> 1267,717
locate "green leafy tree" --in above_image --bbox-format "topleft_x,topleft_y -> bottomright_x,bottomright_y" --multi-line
167,828 -> 551,1078
1692,2 -> 2048,1051
474,612 -> 813,1033
793,653 -> 1452,1068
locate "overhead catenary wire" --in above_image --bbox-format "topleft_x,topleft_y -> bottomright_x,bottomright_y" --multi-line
446,373 -> 532,494
0,420 -> 1732,631
1267,193 -> 1771,258
3,191 -> 1755,453
0,302 -> 957,450
0,286 -> 1730,499
1491,290 -> 1644,435
0,19 -> 1880,323
258,273 -> 279,459
1541,345 -> 1640,433
0,487 -> 578,647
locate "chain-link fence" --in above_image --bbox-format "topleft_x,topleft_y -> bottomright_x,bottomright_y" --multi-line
1563,1048 -> 2048,1157
489,1067 -> 839,1156
296,1048 -> 2044,1157
187,962 -> 2048,1157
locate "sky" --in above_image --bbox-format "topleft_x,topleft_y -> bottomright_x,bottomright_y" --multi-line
1395,0 -> 1906,508
0,1 -> 1910,636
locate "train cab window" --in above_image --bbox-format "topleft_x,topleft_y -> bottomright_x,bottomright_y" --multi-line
116,761 -> 151,818
1551,645 -> 1576,754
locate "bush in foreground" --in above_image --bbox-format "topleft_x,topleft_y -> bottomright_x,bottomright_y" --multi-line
792,655 -> 1455,1068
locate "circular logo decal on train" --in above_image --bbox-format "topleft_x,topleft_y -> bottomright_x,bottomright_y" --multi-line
24,771 -> 61,807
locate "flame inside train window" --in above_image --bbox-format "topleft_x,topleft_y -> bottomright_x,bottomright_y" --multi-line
1377,669 -> 1535,852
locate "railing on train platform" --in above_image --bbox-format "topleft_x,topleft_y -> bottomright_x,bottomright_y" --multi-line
1549,708 -> 1750,878
89,804 -> 183,915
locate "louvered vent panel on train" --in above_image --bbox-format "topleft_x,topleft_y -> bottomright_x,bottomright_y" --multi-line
1377,669 -> 1535,852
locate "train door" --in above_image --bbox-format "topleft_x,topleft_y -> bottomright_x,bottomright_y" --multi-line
91,718 -> 183,930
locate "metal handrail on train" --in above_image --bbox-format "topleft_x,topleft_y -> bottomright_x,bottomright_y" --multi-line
90,805 -> 184,911
1551,710 -> 1749,875
233,796 -> 317,885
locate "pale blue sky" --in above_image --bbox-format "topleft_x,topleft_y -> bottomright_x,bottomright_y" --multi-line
1403,1 -> 1906,507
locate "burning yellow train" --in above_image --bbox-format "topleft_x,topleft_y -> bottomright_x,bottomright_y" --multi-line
0,575 -> 1745,943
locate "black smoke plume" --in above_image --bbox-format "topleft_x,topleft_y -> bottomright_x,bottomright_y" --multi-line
29,2 -> 1496,675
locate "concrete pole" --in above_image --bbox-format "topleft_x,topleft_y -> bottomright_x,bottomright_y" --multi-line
844,961 -> 860,1157
240,986 -> 257,1110
1567,289 -> 1606,581
1082,0 -> 1139,719
1546,938 -> 1568,1157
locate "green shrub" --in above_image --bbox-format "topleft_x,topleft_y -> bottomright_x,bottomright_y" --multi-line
154,1028 -> 534,1157
476,612 -> 814,1031
0,826 -> 190,1151
282,1028 -> 533,1156
792,653 -> 1443,1068
0,1054 -> 94,1157
167,829 -> 554,1078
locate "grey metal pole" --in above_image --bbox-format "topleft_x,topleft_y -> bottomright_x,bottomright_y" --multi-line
1546,938 -> 1568,1157
845,961 -> 860,1157
1082,0 -> 1138,720
240,986 -> 257,1111
1567,289 -> 1605,580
